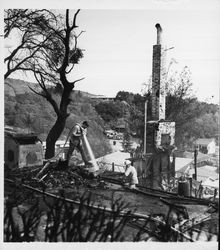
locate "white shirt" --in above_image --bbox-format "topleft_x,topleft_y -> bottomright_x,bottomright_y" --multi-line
72,124 -> 87,137
125,165 -> 139,184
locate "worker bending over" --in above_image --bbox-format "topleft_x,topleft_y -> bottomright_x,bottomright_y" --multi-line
124,159 -> 138,189
66,121 -> 89,165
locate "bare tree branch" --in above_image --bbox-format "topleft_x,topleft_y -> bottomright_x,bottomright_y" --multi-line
28,85 -> 45,98
69,77 -> 85,89
65,9 -> 70,30
33,70 -> 60,116
71,9 -> 80,30
65,64 -> 74,74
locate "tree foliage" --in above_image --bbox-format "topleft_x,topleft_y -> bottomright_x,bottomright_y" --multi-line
166,66 -> 218,149
114,66 -> 219,150
121,130 -> 133,153
95,101 -> 126,123
5,81 -> 112,159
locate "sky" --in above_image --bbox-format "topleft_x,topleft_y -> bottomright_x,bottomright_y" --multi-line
2,0 -> 220,104
72,6 -> 220,103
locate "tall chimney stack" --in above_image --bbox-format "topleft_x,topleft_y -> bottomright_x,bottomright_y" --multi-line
144,23 -> 175,171
151,23 -> 166,120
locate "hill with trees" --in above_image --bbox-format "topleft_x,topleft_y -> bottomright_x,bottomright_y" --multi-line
5,78 -> 112,159
94,88 -> 219,151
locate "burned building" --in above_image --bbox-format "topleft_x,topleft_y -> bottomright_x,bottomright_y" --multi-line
5,130 -> 43,169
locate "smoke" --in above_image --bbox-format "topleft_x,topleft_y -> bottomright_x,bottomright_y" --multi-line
82,134 -> 99,172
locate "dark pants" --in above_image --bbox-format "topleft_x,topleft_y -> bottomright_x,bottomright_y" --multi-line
66,139 -> 87,164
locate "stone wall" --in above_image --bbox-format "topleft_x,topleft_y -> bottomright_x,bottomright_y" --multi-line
145,120 -> 175,152
156,121 -> 175,147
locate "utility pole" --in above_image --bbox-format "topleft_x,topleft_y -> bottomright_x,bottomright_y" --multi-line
144,100 -> 148,154
194,148 -> 198,180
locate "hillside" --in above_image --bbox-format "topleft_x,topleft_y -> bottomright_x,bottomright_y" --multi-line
4,78 -> 103,99
4,78 -> 41,96
4,78 -> 112,159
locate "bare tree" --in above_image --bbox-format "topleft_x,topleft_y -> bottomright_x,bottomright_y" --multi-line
4,9 -> 84,158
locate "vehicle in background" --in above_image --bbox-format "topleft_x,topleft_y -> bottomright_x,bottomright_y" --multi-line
104,130 -> 123,140
104,130 -> 116,139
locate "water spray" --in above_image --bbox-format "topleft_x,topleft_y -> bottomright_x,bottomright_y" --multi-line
82,134 -> 99,172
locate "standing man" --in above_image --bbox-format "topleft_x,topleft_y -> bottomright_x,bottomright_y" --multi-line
124,159 -> 139,189
66,121 -> 89,165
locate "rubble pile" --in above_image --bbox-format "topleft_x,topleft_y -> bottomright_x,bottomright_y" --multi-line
5,166 -> 41,183
5,161 -> 105,190
42,168 -> 86,188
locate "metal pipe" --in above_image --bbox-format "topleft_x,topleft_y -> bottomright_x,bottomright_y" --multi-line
155,23 -> 162,45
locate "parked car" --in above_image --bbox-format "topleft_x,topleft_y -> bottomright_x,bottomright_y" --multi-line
104,130 -> 116,139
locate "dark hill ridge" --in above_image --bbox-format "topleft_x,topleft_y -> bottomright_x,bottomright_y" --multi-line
5,78 -> 105,99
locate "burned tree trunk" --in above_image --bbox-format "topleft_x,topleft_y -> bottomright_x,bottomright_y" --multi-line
45,86 -> 72,159
45,115 -> 68,159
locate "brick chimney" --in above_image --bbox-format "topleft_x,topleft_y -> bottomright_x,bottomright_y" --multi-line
151,23 -> 166,120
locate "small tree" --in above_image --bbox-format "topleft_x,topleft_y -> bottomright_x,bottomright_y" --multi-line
139,65 -> 203,149
121,130 -> 133,153
165,66 -> 203,148
21,113 -> 35,133
95,101 -> 125,123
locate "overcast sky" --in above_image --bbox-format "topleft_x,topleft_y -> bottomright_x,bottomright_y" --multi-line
2,0 -> 220,104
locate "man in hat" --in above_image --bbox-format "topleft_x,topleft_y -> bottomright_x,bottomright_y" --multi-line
66,121 -> 89,165
124,159 -> 138,189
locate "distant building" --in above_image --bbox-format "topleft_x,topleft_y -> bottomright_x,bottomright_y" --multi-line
114,124 -> 126,133
42,140 -> 69,159
90,95 -> 115,102
194,138 -> 216,154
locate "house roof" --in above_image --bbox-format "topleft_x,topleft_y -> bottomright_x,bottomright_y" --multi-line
175,157 -> 193,173
6,132 -> 39,144
202,177 -> 219,189
188,165 -> 219,182
195,138 -> 215,146
91,95 -> 115,100
115,124 -> 126,129
96,151 -> 130,172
